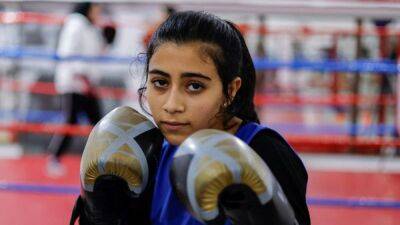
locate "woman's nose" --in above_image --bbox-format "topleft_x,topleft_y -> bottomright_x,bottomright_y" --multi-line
162,88 -> 185,114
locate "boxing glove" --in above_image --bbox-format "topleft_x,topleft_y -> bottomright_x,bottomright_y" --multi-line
102,24 -> 116,45
70,106 -> 163,225
170,129 -> 298,225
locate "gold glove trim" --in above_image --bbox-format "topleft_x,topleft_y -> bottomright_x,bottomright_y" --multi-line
80,106 -> 154,193
180,129 -> 273,221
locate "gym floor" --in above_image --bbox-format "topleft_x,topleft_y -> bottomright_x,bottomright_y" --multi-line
0,153 -> 399,225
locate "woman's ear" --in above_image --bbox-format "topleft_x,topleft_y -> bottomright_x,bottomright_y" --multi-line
227,77 -> 242,103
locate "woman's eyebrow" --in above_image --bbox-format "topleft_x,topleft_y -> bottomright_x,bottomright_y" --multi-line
148,69 -> 170,77
181,72 -> 211,80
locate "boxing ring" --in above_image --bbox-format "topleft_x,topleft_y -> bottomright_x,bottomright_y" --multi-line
0,5 -> 400,225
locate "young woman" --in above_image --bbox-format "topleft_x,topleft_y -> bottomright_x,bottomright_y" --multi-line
140,11 -> 310,225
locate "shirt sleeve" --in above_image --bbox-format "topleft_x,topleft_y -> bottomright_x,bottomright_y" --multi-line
57,19 -> 84,57
56,16 -> 88,78
248,129 -> 311,225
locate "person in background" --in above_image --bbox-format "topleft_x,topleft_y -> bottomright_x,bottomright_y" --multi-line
46,2 -> 115,176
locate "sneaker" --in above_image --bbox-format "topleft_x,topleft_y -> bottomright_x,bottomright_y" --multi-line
46,156 -> 66,177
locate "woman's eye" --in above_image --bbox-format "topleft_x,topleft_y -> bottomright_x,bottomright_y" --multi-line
152,80 -> 168,88
187,82 -> 204,92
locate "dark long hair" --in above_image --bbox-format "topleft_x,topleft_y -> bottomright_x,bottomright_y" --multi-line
139,11 -> 259,125
73,2 -> 95,23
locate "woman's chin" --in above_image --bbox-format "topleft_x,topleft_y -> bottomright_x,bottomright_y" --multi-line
164,134 -> 186,146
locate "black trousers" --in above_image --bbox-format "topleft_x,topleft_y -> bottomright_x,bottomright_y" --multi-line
48,93 -> 101,158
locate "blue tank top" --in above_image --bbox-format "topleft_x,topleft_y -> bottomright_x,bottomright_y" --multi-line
150,122 -> 267,225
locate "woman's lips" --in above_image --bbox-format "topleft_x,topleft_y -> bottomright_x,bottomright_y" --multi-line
161,121 -> 189,131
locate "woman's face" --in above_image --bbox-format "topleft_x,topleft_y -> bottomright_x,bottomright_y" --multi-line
88,4 -> 102,24
146,42 -> 228,145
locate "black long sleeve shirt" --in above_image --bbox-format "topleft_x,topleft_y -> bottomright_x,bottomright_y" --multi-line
247,125 -> 311,225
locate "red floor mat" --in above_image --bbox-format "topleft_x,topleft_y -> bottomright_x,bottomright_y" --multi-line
0,155 -> 399,225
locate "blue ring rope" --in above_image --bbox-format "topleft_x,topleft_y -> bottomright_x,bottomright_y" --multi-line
307,197 -> 400,209
0,47 -> 397,73
0,182 -> 399,209
0,182 -> 79,195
